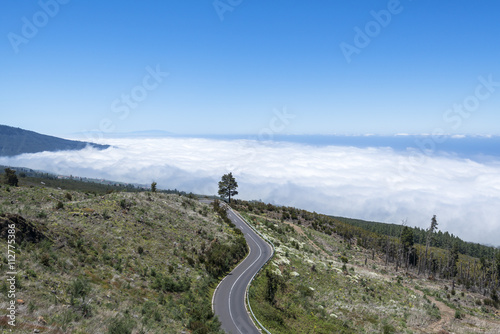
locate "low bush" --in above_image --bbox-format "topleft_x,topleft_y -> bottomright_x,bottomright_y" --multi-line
107,314 -> 135,334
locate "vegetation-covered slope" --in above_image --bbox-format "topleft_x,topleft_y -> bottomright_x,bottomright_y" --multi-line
0,184 -> 246,333
0,125 -> 109,157
232,201 -> 500,334
2,168 -> 499,333
332,215 -> 498,260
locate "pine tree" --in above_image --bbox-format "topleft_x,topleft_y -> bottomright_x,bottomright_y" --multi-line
4,168 -> 19,187
495,251 -> 500,279
449,242 -> 459,278
423,215 -> 438,275
400,225 -> 414,270
218,172 -> 238,203
401,226 -> 414,253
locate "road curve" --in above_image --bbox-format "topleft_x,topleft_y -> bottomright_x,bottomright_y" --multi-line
213,207 -> 273,334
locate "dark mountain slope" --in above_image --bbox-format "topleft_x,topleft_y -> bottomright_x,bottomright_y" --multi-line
0,125 -> 109,156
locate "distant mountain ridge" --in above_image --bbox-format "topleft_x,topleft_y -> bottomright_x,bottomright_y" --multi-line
0,125 -> 110,157
74,129 -> 175,139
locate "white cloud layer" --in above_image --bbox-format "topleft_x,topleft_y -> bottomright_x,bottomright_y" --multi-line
2,137 -> 499,246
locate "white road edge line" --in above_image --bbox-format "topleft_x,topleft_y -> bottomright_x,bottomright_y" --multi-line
209,201 -> 274,334
229,233 -> 262,334
211,221 -> 253,313
230,209 -> 274,334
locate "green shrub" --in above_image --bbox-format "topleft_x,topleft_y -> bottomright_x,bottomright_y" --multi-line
102,210 -> 111,220
382,322 -> 395,334
55,201 -> 64,210
484,298 -> 492,306
119,199 -> 127,209
298,284 -> 314,298
28,302 -> 36,313
141,301 -> 157,318
107,315 -> 135,334
424,303 -> 441,320
186,256 -> 195,267
69,277 -> 91,305
153,309 -> 162,322
26,269 -> 37,278
152,274 -> 191,293
40,252 -> 51,266
0,281 -> 7,294
205,236 -> 247,278
492,288 -> 499,304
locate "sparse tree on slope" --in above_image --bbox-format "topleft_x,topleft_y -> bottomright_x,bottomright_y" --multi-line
400,225 -> 415,270
151,181 -> 157,193
401,226 -> 414,253
218,172 -> 238,203
4,168 -> 18,187
448,242 -> 459,278
496,251 -> 500,279
422,215 -> 438,275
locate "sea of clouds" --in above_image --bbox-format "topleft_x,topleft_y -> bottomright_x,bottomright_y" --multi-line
2,137 -> 499,246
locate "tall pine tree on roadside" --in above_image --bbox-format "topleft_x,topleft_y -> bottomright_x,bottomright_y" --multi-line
218,172 -> 238,203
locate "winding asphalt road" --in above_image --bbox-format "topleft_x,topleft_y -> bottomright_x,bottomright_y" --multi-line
212,206 -> 273,334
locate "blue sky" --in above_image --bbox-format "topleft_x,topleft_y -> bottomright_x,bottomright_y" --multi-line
1,1 -> 500,245
1,0 -> 500,136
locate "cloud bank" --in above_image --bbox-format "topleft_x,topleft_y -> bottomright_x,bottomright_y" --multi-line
1,137 -> 499,246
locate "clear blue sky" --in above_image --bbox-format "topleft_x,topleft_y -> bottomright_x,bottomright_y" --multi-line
1,0 -> 500,137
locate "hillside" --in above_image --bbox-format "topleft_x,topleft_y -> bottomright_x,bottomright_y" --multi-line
331,216 -> 498,259
230,200 -> 500,334
0,125 -> 109,157
2,172 -> 499,333
0,183 -> 246,333
0,166 -> 147,194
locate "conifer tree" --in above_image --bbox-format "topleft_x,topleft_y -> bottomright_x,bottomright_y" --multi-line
218,172 -> 238,203
423,215 -> 438,275
4,168 -> 18,187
